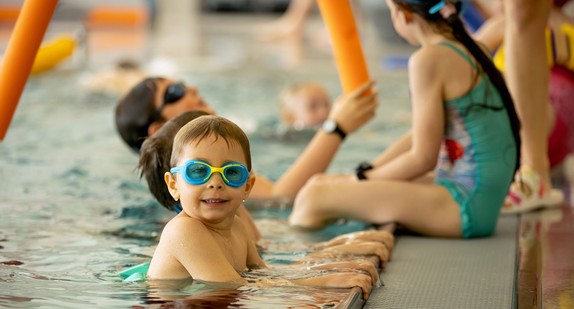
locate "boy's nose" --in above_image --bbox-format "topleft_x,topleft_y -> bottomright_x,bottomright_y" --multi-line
207,173 -> 225,189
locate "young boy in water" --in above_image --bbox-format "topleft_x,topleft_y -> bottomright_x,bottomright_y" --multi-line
147,115 -> 386,297
138,111 -> 395,260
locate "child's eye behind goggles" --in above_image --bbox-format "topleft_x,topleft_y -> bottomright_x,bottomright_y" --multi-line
170,160 -> 249,187
152,83 -> 186,122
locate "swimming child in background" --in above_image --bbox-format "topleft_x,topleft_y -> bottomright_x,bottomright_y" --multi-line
79,59 -> 146,94
278,82 -> 331,130
146,115 -> 387,298
289,0 -> 521,238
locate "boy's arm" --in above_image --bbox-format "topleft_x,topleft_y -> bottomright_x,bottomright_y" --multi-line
272,81 -> 378,198
164,218 -> 244,282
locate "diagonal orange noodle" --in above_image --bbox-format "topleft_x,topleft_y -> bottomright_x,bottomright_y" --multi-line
0,0 -> 59,141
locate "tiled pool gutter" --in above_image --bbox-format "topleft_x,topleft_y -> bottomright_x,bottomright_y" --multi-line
336,287 -> 364,309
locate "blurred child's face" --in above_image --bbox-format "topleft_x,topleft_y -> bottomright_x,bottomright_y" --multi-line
155,79 -> 216,122
169,135 -> 253,226
285,85 -> 330,129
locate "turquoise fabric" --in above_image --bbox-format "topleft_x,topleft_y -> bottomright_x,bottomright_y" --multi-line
433,42 -> 516,238
119,262 -> 150,282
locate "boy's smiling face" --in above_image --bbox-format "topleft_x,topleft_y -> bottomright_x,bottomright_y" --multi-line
167,134 -> 254,227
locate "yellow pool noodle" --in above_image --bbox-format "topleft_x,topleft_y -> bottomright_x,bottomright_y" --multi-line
562,23 -> 574,70
494,26 -> 573,72
31,35 -> 76,75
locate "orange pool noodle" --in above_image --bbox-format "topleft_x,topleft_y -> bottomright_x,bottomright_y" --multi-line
316,0 -> 371,95
0,5 -> 21,22
0,0 -> 58,141
86,5 -> 148,28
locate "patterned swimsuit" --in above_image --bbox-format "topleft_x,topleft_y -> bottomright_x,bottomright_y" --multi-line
433,42 -> 517,238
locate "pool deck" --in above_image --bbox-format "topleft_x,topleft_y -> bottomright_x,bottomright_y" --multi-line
366,183 -> 574,309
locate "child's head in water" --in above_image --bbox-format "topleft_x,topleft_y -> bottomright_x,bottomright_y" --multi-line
165,115 -> 255,220
279,82 -> 330,130
138,110 -> 210,211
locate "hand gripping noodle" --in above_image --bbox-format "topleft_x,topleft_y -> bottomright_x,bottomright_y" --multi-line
0,0 -> 59,141
316,0 -> 371,94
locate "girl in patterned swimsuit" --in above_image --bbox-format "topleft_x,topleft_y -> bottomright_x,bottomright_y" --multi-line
288,0 -> 521,238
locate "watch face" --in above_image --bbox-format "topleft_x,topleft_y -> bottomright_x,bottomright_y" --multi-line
323,119 -> 336,133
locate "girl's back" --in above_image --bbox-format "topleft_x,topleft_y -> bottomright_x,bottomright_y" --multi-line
427,41 -> 517,237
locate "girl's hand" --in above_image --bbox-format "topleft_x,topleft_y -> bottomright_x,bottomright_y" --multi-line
329,80 -> 378,134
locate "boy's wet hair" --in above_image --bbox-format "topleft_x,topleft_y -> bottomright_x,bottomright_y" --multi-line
138,110 -> 210,211
171,115 -> 252,173
115,77 -> 166,153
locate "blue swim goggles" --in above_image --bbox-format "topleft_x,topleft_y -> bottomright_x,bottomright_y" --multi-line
170,160 -> 249,187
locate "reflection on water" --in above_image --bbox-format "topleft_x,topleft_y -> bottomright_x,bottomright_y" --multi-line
140,278 -> 351,309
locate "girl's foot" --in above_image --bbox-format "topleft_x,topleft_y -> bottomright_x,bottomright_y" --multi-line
501,166 -> 564,214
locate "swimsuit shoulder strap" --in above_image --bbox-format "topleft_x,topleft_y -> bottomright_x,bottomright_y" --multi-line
436,41 -> 479,71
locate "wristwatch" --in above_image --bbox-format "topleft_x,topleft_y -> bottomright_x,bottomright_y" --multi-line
355,161 -> 373,180
322,119 -> 346,140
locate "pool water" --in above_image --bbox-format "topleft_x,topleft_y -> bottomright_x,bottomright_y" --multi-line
0,34 -> 411,307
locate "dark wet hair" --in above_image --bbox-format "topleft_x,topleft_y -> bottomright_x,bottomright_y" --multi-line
138,110 -> 210,211
394,0 -> 521,172
115,77 -> 165,153
171,115 -> 252,173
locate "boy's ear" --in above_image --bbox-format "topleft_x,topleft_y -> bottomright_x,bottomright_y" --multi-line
148,121 -> 162,136
397,4 -> 414,23
242,174 -> 256,200
165,172 -> 180,201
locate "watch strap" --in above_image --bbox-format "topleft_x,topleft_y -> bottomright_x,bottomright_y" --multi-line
355,161 -> 373,180
333,124 -> 346,140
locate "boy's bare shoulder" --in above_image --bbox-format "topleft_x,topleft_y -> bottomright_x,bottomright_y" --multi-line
159,215 -> 213,244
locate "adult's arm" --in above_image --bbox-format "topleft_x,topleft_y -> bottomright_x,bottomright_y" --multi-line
271,80 -> 378,198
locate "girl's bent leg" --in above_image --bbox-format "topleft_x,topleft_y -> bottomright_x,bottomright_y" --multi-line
289,175 -> 463,238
